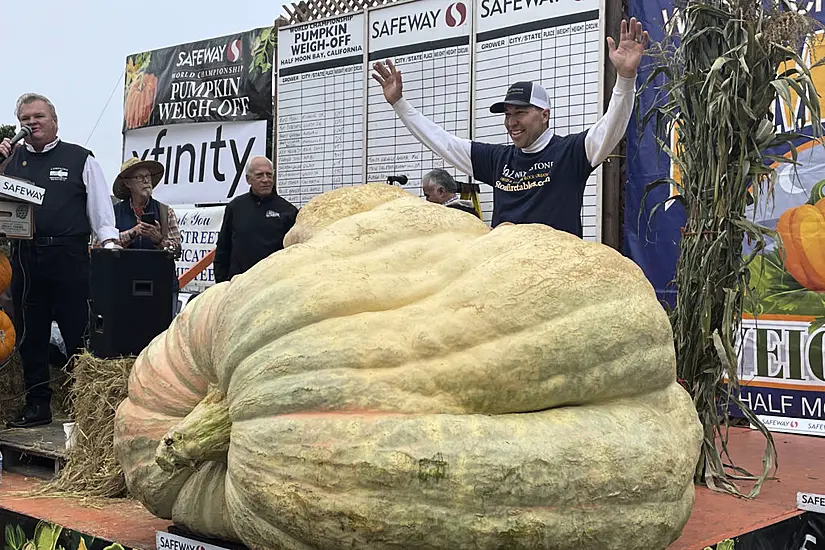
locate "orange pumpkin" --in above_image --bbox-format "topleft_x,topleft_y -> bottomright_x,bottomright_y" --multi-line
0,253 -> 10,295
124,72 -> 158,130
777,198 -> 825,291
0,311 -> 15,363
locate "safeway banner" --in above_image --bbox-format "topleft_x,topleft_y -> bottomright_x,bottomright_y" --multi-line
123,27 -> 275,131
122,120 -> 266,204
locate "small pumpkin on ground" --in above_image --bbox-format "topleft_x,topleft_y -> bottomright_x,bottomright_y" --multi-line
114,184 -> 703,550
0,252 -> 11,295
0,310 -> 16,363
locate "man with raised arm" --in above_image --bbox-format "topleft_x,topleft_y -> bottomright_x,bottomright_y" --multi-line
371,18 -> 649,236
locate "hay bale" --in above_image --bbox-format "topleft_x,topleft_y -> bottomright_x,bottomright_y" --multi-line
40,351 -> 135,498
0,353 -> 24,422
0,353 -> 75,422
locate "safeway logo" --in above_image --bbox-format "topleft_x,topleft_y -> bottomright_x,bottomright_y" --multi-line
791,420 -> 799,428
226,39 -> 242,62
445,2 -> 467,26
156,532 -> 229,550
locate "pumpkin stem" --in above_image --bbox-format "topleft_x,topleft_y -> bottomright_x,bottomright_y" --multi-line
155,385 -> 230,472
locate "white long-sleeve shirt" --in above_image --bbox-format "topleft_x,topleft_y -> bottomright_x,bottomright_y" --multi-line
391,74 -> 637,176
21,137 -> 120,243
390,75 -> 637,232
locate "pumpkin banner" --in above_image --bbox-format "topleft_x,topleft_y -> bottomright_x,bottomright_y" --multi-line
123,27 -> 275,131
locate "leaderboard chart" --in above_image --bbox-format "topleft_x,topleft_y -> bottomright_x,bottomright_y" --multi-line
366,0 -> 472,197
473,0 -> 603,236
276,13 -> 366,207
275,0 -> 605,241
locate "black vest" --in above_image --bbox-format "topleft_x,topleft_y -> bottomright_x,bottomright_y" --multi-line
113,198 -> 162,250
4,141 -> 92,238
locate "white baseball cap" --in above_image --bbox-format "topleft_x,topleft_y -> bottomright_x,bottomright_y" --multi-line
490,81 -> 551,113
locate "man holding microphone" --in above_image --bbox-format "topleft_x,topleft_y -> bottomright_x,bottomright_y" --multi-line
372,18 -> 649,236
0,92 -> 119,428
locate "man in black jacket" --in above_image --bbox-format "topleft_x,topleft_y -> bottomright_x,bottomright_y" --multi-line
214,156 -> 298,283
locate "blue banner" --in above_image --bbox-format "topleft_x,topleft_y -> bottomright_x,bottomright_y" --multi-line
625,0 -> 825,307
731,385 -> 825,422
625,0 -> 684,308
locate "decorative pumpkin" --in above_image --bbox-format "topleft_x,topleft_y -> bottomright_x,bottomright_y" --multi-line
113,184 -> 703,550
0,252 -> 11,295
777,197 -> 825,291
124,72 -> 158,130
0,310 -> 16,363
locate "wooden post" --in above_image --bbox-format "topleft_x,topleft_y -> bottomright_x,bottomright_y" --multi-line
600,0 -> 625,251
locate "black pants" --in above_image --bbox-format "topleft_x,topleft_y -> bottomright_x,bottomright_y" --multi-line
10,239 -> 90,407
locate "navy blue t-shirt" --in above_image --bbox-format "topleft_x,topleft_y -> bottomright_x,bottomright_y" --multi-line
470,130 -> 594,236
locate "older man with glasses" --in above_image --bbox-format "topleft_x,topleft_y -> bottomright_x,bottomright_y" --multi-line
214,156 -> 299,283
422,168 -> 480,218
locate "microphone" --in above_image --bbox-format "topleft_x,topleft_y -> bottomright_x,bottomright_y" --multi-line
387,174 -> 408,186
0,126 -> 32,162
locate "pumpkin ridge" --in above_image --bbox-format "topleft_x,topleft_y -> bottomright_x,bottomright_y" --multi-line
171,462 -> 236,541
223,243 -> 659,377
127,311 -> 209,416
216,271 -> 467,388
227,339 -> 676,422
224,474 -> 317,550
128,352 -> 203,416
217,216 -> 644,390
162,309 -> 210,395
225,384 -> 699,548
226,296 -> 673,421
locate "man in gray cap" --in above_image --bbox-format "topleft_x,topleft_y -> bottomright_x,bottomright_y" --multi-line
372,18 -> 648,236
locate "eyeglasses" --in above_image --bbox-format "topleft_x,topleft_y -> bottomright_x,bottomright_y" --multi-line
126,174 -> 153,182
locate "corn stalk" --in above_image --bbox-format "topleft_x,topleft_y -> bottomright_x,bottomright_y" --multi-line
638,0 -> 824,497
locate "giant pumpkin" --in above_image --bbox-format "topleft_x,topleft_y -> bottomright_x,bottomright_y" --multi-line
113,183 -> 703,550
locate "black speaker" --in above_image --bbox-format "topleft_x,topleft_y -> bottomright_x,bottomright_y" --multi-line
89,248 -> 175,359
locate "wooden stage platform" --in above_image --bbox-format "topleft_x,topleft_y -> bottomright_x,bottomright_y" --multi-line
0,427 -> 821,550
670,427 -> 825,549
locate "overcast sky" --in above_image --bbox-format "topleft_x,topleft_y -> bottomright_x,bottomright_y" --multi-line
0,0 -> 279,187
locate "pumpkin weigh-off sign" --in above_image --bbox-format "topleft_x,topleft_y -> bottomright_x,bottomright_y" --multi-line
114,184 -> 703,550
123,27 -> 274,131
122,27 -> 273,206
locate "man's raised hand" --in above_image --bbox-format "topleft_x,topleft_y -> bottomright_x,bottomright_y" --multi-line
607,17 -> 649,79
371,60 -> 403,105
